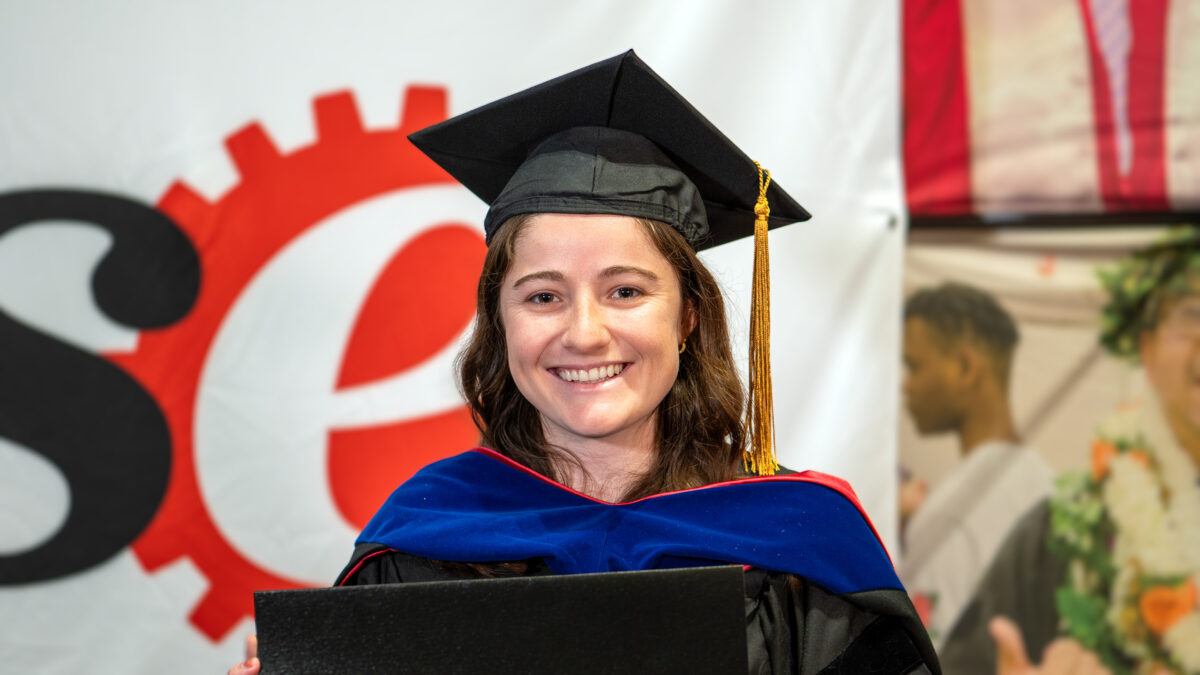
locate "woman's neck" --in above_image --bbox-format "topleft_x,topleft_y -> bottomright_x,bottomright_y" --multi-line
545,424 -> 657,503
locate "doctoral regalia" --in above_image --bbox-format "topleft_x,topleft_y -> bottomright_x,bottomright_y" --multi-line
336,448 -> 939,675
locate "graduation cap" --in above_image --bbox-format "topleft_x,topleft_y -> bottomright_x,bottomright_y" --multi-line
408,49 -> 812,475
409,50 -> 810,250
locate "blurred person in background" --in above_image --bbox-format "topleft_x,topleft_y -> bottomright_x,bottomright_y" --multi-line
941,228 -> 1200,675
900,282 -> 1054,651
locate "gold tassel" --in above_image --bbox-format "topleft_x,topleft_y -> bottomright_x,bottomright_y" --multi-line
743,162 -> 778,476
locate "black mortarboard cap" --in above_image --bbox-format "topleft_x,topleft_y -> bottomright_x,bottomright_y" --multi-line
408,49 -> 811,250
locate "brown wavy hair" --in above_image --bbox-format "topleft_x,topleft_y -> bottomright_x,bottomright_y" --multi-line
456,214 -> 747,501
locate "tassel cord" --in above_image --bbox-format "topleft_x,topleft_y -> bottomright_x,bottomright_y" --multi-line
743,163 -> 778,476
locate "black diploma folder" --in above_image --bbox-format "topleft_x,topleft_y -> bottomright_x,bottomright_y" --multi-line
254,564 -> 748,674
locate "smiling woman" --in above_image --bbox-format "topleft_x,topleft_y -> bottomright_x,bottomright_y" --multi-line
466,212 -> 742,503
498,214 -> 693,498
230,50 -> 938,675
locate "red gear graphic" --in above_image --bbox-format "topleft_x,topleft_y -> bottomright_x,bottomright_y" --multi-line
107,88 -> 485,640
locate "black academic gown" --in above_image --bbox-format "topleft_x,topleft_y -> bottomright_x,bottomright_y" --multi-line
336,546 -> 934,675
336,449 -> 939,675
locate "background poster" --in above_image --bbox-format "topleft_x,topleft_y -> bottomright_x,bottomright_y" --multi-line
899,0 -> 1200,663
0,2 -> 904,672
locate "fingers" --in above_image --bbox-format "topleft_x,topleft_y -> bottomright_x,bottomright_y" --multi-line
229,656 -> 260,675
990,615 -> 1113,675
1040,638 -> 1111,674
1077,648 -> 1110,675
989,615 -> 1031,675
228,633 -> 261,675
1040,638 -> 1084,672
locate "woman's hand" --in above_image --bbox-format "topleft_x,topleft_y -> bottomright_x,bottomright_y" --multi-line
991,616 -> 1110,675
227,633 -> 259,675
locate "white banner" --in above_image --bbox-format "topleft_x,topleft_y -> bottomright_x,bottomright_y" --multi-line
0,2 -> 903,672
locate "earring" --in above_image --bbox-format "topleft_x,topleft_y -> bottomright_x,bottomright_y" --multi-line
678,339 -> 687,354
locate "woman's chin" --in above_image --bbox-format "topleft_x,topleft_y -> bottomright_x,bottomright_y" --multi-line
542,413 -> 655,447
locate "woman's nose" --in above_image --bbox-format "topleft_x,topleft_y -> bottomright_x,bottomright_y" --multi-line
562,297 -> 609,351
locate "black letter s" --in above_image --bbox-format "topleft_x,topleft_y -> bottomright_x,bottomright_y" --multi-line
0,189 -> 198,583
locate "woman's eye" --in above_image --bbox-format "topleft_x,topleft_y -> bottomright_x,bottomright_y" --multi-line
613,287 -> 641,299
529,292 -> 557,304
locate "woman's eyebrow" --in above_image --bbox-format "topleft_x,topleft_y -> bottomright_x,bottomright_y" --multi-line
512,266 -> 659,288
512,270 -> 564,288
602,265 -> 659,282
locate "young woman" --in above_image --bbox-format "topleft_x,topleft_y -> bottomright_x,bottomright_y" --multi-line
231,51 -> 937,675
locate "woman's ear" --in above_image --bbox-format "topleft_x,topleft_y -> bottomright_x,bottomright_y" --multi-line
681,299 -> 698,340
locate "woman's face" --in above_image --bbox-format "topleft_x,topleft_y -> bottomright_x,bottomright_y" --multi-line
499,214 -> 693,451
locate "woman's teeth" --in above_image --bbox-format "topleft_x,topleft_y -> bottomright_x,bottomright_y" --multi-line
556,364 -> 624,383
